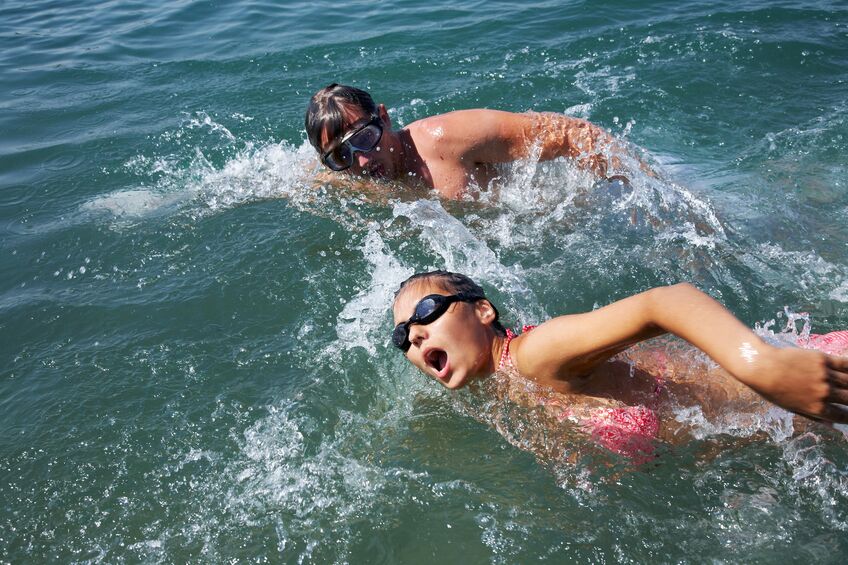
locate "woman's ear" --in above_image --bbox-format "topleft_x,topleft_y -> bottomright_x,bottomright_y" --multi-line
475,299 -> 497,325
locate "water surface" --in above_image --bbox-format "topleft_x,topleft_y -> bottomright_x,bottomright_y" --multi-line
1,0 -> 847,561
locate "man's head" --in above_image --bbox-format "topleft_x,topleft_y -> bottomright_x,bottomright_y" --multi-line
305,83 -> 397,179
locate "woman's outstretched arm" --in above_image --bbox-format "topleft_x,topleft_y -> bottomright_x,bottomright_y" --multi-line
511,283 -> 848,423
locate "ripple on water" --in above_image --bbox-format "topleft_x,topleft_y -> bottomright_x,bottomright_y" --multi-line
3,4 -> 848,559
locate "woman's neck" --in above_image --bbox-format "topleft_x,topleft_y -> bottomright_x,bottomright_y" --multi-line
491,331 -> 509,374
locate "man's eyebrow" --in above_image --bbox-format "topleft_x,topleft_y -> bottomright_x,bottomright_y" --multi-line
343,116 -> 373,134
323,116 -> 373,151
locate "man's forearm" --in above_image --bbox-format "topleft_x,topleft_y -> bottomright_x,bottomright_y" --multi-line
527,113 -> 618,176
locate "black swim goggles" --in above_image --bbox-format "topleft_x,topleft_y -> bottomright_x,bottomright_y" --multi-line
392,292 -> 479,352
321,115 -> 383,171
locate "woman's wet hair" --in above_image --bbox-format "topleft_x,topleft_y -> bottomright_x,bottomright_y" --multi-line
305,83 -> 378,152
395,270 -> 507,336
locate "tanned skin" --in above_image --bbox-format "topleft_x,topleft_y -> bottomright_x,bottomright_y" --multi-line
319,105 -> 624,199
394,282 -> 848,424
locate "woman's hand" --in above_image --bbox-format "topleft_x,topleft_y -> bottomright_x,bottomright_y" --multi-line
745,347 -> 848,423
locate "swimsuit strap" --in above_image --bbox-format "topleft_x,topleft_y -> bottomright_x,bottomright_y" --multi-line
498,329 -> 516,370
498,325 -> 537,371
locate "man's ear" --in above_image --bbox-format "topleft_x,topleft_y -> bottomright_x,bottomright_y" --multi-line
475,299 -> 497,325
378,104 -> 392,129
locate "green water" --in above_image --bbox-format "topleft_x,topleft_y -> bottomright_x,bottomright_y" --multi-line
2,0 -> 848,562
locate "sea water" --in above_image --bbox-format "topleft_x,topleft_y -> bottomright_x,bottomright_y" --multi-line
1,0 -> 847,561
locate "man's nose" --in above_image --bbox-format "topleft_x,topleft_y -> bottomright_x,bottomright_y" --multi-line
355,151 -> 371,168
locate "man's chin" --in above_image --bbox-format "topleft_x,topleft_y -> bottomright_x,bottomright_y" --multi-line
366,165 -> 387,180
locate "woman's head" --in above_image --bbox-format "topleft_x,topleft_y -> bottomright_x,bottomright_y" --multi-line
392,271 -> 505,389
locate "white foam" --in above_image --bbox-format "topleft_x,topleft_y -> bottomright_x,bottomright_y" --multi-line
181,401 -> 435,562
743,243 -> 847,302
672,404 -> 795,442
83,139 -> 318,225
392,200 -> 538,309
335,227 -> 413,355
185,110 -> 236,141
829,280 -> 848,303
83,189 -> 185,218
562,103 -> 593,118
82,109 -> 325,226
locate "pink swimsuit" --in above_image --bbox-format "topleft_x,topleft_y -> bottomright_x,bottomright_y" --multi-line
499,326 -> 660,461
808,331 -> 848,355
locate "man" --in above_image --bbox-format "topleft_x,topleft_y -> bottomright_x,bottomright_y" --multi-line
305,83 -> 629,200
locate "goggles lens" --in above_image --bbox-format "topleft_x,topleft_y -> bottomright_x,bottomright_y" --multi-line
392,293 -> 475,352
323,117 -> 383,171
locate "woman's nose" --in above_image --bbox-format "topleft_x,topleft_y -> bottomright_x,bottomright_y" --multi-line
407,324 -> 427,348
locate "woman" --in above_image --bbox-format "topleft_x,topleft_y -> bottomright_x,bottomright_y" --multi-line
391,270 -> 848,458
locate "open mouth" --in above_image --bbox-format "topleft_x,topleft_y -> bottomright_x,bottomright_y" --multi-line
424,348 -> 448,376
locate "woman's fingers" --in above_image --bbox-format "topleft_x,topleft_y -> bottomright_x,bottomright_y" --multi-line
823,355 -> 848,421
821,402 -> 848,424
824,356 -> 848,412
825,379 -> 848,406
826,354 -> 848,378
825,353 -> 848,368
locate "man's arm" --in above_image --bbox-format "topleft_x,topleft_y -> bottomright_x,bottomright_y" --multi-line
518,111 -> 621,177
512,283 -> 848,423
416,109 -> 623,178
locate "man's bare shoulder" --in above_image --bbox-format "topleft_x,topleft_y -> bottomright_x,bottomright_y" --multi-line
405,109 -> 533,159
404,113 -> 473,160
407,109 -> 528,133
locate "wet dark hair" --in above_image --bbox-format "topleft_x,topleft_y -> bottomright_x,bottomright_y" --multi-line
395,270 -> 507,336
305,83 -> 378,152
